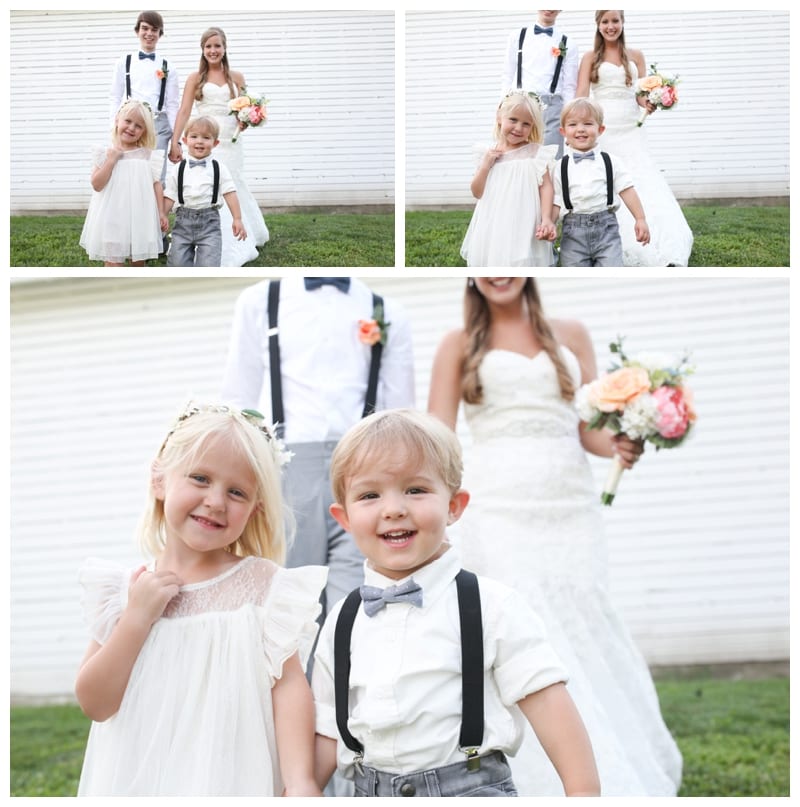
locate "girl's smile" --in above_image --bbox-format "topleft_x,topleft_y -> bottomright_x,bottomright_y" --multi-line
498,107 -> 534,149
118,114 -> 146,147
203,35 -> 225,63
598,11 -> 624,41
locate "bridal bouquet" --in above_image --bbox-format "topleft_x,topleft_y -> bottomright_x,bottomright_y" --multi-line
229,90 -> 269,142
635,64 -> 679,127
575,338 -> 696,505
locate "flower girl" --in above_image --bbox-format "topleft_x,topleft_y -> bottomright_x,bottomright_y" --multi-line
461,91 -> 557,267
79,99 -> 168,266
75,404 -> 327,795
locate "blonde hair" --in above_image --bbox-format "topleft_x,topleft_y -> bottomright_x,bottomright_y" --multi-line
494,91 -> 545,145
112,99 -> 156,149
560,97 -> 605,128
184,115 -> 220,140
330,409 -> 464,504
461,278 -> 576,404
139,404 -> 290,563
591,11 -> 634,87
195,27 -> 238,101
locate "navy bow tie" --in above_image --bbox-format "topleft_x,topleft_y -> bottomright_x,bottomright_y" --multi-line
360,579 -> 423,617
573,151 -> 595,163
188,159 -> 207,168
304,277 -> 351,293
534,25 -> 553,36
139,51 -> 156,60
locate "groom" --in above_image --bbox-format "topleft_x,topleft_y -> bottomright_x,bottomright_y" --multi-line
501,10 -> 579,158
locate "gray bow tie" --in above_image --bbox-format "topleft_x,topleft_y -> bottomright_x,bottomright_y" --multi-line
360,579 -> 423,616
188,159 -> 207,168
573,151 -> 595,163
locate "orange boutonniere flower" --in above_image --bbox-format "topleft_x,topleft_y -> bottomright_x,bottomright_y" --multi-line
155,67 -> 168,80
358,300 -> 390,346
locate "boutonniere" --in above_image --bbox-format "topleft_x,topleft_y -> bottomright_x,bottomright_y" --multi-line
552,42 -> 567,59
358,300 -> 391,346
156,66 -> 169,80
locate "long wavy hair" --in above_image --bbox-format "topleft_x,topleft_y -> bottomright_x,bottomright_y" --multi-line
461,278 -> 575,404
195,27 -> 239,101
590,10 -> 634,87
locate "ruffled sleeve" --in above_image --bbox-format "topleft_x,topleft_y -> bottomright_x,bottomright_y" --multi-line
260,565 -> 328,683
471,142 -> 491,167
90,145 -> 107,169
149,149 -> 165,182
78,557 -> 132,645
533,143 -> 558,185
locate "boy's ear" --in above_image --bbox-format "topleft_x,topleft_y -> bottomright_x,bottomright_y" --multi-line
598,124 -> 606,135
446,489 -> 470,525
559,126 -> 567,137
329,502 -> 351,533
213,139 -> 220,148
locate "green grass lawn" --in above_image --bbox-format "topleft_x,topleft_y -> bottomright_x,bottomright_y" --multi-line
10,210 -> 394,267
405,205 -> 790,267
9,675 -> 789,796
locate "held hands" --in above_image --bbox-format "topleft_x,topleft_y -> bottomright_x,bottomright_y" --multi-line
232,219 -> 247,241
634,218 -> 651,245
536,218 -> 557,242
126,565 -> 182,630
612,433 -> 645,470
159,214 -> 170,233
168,142 -> 183,163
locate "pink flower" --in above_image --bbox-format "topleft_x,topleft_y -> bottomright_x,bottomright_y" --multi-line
248,106 -> 265,124
660,86 -> 677,108
652,385 -> 693,439
358,319 -> 381,346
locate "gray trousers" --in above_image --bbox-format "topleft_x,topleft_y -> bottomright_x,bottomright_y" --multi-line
282,441 -> 365,618
539,92 -> 565,159
559,210 -> 623,267
168,207 -> 222,267
154,112 -> 172,185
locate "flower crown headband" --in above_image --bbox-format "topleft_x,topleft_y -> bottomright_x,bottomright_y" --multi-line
501,89 -> 546,111
157,402 -> 293,467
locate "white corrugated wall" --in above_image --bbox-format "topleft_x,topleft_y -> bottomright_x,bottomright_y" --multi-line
406,10 -> 790,206
10,275 -> 789,698
10,10 -> 394,212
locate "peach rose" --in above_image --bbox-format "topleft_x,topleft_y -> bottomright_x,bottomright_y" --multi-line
358,319 -> 381,346
592,367 -> 651,413
639,75 -> 663,92
230,96 -> 251,112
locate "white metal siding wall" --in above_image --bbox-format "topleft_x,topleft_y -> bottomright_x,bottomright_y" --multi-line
10,10 -> 394,212
406,10 -> 790,206
10,276 -> 789,697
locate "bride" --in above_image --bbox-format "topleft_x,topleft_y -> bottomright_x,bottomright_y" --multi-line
428,277 -> 683,796
170,27 -> 269,266
577,10 -> 693,266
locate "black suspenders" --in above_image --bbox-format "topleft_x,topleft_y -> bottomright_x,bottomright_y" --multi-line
334,569 -> 485,769
266,280 -> 384,439
560,152 -> 614,212
177,159 -> 220,207
125,54 -> 168,112
516,28 -> 568,94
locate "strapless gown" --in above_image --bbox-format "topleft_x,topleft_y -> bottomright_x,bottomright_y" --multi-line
450,348 -> 682,795
195,83 -> 269,266
591,61 -> 693,266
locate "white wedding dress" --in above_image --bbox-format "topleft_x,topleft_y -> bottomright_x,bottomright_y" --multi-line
195,83 -> 269,266
451,348 -> 682,796
592,61 -> 693,266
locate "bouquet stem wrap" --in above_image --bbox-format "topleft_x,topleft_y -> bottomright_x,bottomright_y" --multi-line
601,455 -> 625,506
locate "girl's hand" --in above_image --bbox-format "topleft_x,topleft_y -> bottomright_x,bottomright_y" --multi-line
536,219 -> 557,241
481,148 -> 503,170
125,565 -> 182,629
105,147 -> 124,163
159,214 -> 170,233
612,434 -> 645,469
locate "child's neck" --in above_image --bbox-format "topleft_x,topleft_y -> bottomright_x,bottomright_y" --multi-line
499,140 -> 526,152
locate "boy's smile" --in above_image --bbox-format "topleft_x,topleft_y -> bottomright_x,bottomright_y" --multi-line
331,454 -> 469,580
137,21 -> 161,53
183,130 -> 219,159
560,114 -> 605,153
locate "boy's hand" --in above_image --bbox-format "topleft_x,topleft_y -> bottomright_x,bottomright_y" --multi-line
634,218 -> 650,245
159,214 -> 170,233
168,142 -> 183,163
536,219 -> 557,242
232,219 -> 247,240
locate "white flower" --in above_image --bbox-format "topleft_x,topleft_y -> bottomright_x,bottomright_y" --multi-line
631,351 -> 676,373
618,392 -> 660,439
574,383 -> 598,422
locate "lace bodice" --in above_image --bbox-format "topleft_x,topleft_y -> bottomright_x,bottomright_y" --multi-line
195,82 -> 240,140
592,61 -> 638,103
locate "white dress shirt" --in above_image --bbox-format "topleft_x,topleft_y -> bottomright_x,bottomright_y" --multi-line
109,49 -> 179,128
501,24 -> 579,99
553,150 -> 634,216
164,159 -> 236,209
312,545 -> 568,777
220,276 -> 415,443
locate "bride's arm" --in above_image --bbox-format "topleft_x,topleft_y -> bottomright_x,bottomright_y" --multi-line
428,329 -> 467,430
170,72 -> 200,162
575,52 -> 593,97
